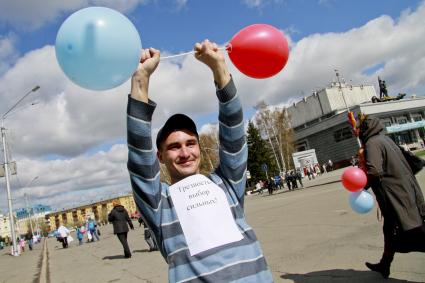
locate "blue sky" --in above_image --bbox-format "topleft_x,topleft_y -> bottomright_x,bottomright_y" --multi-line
0,0 -> 424,212
3,1 -> 421,54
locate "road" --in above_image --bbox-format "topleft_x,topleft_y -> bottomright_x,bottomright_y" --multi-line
1,168 -> 424,282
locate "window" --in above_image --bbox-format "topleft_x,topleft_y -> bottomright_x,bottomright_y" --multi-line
334,127 -> 353,142
397,117 -> 408,124
412,114 -> 423,122
380,118 -> 391,127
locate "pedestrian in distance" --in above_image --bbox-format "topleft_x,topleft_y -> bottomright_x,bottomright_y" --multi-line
266,179 -> 273,195
322,163 -> 327,174
138,217 -> 158,252
57,225 -> 70,249
327,159 -> 333,171
357,115 -> 425,279
256,180 -> 263,195
25,232 -> 33,251
86,217 -> 99,242
76,226 -> 84,245
295,169 -> 304,188
285,171 -> 292,190
108,200 -> 134,258
126,40 -> 273,282
19,238 -> 25,253
290,171 -> 298,189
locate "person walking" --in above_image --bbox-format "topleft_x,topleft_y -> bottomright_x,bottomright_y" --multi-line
138,217 -> 158,252
76,226 -> 84,245
87,217 -> 99,242
327,159 -> 333,171
357,115 -> 425,279
290,171 -> 298,189
25,232 -> 33,251
57,225 -> 70,249
19,238 -> 25,253
108,200 -> 134,258
256,180 -> 263,195
285,171 -> 292,190
295,169 -> 304,188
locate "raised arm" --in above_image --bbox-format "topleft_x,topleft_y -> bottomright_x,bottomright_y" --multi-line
194,40 -> 247,201
127,48 -> 162,233
130,48 -> 160,102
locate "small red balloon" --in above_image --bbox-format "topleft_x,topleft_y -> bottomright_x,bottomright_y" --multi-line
228,24 -> 289,79
341,167 -> 367,192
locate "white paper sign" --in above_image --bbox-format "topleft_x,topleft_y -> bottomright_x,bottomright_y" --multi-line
169,174 -> 243,255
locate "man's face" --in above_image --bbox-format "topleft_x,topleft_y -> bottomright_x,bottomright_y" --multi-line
157,129 -> 201,184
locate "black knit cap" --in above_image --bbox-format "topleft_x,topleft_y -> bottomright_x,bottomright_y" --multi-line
156,114 -> 198,149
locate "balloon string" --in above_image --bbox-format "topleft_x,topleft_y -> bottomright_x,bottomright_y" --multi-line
161,45 -> 231,60
161,50 -> 195,59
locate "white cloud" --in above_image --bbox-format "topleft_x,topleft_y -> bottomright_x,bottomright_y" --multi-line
4,144 -> 130,210
0,0 -> 149,30
174,0 -> 188,10
1,2 -> 425,212
242,0 -> 283,9
0,34 -> 19,76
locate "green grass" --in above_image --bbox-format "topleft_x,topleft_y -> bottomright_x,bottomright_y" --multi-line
416,150 -> 425,157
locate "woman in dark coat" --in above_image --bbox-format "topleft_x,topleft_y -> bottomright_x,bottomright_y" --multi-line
358,115 -> 425,278
108,200 -> 134,258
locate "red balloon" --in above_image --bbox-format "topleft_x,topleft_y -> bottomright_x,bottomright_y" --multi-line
341,167 -> 367,192
228,24 -> 289,79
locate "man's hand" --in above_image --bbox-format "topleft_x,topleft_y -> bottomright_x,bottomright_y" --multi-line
194,40 -> 230,89
131,48 -> 160,103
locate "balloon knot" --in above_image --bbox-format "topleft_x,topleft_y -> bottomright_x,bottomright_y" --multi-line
225,43 -> 232,53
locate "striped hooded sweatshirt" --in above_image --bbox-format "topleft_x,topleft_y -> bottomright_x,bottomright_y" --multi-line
127,78 -> 273,282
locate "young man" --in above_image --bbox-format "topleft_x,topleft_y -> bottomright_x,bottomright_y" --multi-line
127,40 -> 273,282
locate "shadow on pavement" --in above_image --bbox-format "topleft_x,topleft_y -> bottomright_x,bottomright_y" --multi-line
133,249 -> 151,253
280,269 -> 421,283
102,255 -> 127,260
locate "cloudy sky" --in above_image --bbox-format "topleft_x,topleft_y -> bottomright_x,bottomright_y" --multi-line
0,0 -> 424,213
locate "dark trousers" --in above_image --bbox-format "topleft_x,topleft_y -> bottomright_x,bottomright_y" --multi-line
61,237 -> 68,248
116,232 -> 131,257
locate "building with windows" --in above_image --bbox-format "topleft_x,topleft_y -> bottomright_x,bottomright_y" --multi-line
288,79 -> 425,169
45,194 -> 137,231
0,214 -> 12,238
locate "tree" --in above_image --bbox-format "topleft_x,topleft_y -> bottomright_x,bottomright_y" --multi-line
199,133 -> 219,175
255,101 -> 295,171
247,121 -> 278,184
276,108 -> 295,169
160,163 -> 171,184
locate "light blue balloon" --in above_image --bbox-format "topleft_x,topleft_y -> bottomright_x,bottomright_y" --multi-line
349,190 -> 374,214
55,7 -> 141,90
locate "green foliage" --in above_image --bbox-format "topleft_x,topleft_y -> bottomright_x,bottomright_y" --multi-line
247,121 -> 278,183
416,149 -> 425,157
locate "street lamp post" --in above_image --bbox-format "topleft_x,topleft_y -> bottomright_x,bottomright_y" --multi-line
24,176 -> 39,237
1,85 -> 40,256
334,69 -> 362,148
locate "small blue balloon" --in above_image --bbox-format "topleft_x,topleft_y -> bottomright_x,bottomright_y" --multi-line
55,7 -> 142,90
349,190 -> 374,214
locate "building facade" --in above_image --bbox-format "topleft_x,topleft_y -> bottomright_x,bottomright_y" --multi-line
288,79 -> 425,169
0,214 -> 12,238
45,194 -> 137,231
